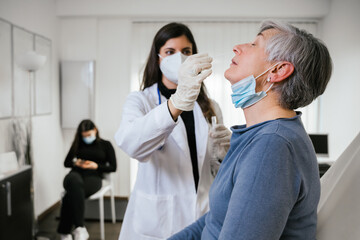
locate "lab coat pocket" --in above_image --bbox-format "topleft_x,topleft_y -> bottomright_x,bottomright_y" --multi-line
134,191 -> 174,239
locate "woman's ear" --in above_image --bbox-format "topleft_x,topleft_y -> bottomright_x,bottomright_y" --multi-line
268,62 -> 294,83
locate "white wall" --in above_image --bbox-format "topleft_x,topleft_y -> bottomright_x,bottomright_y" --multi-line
319,0 -> 360,160
55,0 -> 329,19
0,0 -> 64,217
59,18 -> 132,196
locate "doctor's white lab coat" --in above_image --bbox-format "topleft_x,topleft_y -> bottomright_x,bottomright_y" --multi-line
115,83 -> 224,240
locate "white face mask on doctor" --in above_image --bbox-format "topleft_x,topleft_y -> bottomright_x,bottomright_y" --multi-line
158,52 -> 188,85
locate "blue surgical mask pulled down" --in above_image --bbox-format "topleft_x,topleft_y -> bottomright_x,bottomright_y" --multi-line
83,135 -> 96,144
158,52 -> 188,85
231,63 -> 280,109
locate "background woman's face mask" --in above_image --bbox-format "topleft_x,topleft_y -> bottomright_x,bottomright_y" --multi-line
83,134 -> 96,144
159,52 -> 188,84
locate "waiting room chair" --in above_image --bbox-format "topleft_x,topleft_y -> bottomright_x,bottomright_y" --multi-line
88,172 -> 116,240
61,172 -> 116,240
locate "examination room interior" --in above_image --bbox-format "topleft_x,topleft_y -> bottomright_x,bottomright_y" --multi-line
0,0 -> 360,239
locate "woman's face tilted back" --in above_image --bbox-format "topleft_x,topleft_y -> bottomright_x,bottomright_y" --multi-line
158,35 -> 193,89
224,29 -> 279,87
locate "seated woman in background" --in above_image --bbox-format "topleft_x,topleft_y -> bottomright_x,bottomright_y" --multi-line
58,119 -> 117,240
169,20 -> 332,240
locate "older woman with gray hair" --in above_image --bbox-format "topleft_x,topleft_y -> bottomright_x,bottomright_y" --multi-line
169,20 -> 332,240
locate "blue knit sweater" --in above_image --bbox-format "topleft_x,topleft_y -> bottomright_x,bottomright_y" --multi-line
169,113 -> 320,240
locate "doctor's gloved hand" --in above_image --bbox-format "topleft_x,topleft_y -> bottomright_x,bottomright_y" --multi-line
170,53 -> 212,111
209,124 -> 231,160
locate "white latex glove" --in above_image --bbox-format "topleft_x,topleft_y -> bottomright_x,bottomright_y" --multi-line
209,124 -> 231,160
170,53 -> 212,111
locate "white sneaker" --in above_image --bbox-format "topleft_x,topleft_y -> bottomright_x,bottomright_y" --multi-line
72,226 -> 89,240
60,234 -> 73,240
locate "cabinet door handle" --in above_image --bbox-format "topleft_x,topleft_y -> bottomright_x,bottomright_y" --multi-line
6,181 -> 11,216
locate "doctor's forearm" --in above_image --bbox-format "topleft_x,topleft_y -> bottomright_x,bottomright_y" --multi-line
167,100 -> 183,121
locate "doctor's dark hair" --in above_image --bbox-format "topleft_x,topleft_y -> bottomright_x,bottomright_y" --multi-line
141,22 -> 216,122
70,119 -> 100,155
259,20 -> 332,110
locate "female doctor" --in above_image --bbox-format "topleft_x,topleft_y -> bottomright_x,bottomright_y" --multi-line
115,22 -> 230,240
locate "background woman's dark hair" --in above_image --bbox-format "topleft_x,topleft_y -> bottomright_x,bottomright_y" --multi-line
141,22 -> 216,122
70,119 -> 100,155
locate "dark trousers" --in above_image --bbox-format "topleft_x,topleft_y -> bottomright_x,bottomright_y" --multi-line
57,170 -> 102,234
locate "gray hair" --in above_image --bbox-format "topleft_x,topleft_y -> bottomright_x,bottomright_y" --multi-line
259,20 -> 332,110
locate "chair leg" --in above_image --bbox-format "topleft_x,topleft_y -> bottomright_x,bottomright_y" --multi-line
110,189 -> 116,224
99,196 -> 105,240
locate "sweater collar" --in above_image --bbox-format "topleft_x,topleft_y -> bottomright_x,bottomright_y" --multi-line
231,111 -> 302,133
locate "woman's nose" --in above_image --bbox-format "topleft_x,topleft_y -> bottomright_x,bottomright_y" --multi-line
233,44 -> 243,55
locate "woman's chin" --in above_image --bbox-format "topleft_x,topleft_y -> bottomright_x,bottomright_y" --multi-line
224,69 -> 231,80
224,70 -> 237,85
